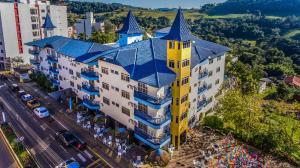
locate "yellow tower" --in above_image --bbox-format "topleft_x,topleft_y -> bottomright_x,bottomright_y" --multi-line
162,9 -> 192,148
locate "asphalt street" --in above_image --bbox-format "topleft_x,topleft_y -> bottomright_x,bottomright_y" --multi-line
0,132 -> 17,168
0,79 -> 111,168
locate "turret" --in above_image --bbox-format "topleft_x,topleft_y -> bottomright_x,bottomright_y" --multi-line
116,10 -> 143,47
42,13 -> 56,38
162,9 -> 192,149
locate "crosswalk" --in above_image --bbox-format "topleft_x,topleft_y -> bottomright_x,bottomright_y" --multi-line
74,150 -> 94,163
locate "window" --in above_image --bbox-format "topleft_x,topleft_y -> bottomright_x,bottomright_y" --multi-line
169,60 -> 174,68
114,71 -> 119,75
176,116 -> 179,123
177,61 -> 180,68
103,97 -> 110,105
217,56 -> 221,61
77,84 -> 81,90
116,103 -> 119,107
121,73 -> 130,82
70,81 -> 74,87
122,107 -> 130,116
121,90 -> 130,99
138,103 -> 148,112
215,79 -> 220,85
182,59 -> 190,67
0,42 -> 2,45
177,80 -> 180,87
182,77 -> 189,85
41,9 -> 45,13
216,67 -> 221,73
208,71 -> 213,77
101,67 -> 108,74
69,69 -> 73,75
169,41 -> 175,49
208,84 -> 212,90
59,75 -> 62,80
176,98 -> 179,105
137,83 -> 147,94
58,64 -> 62,69
180,112 -> 188,121
181,94 -> 188,104
178,43 -> 181,49
1,50 -> 3,53
76,72 -> 81,78
102,82 -> 109,90
209,59 -> 214,64
207,97 -> 213,104
183,41 -> 191,49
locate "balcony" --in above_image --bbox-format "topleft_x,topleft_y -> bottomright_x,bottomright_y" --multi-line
134,109 -> 171,129
30,59 -> 40,65
81,69 -> 99,81
29,49 -> 39,56
134,127 -> 170,149
81,85 -> 100,96
198,85 -> 208,94
47,56 -> 58,64
198,71 -> 208,80
197,100 -> 207,111
49,67 -> 59,74
83,98 -> 100,110
51,79 -> 60,86
134,90 -> 172,109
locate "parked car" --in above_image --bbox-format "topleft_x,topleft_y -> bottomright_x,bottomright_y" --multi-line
55,130 -> 86,150
21,94 -> 33,102
10,84 -> 19,92
26,99 -> 40,109
55,158 -> 80,168
18,90 -> 26,97
33,107 -> 49,118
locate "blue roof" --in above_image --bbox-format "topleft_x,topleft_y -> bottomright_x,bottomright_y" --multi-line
42,13 -> 56,29
162,9 -> 192,41
87,37 -> 229,88
155,27 -> 171,34
116,10 -> 143,34
26,36 -> 113,59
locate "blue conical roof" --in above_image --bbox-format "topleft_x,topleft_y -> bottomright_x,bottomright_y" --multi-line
162,9 -> 192,41
116,10 -> 143,34
42,13 -> 56,29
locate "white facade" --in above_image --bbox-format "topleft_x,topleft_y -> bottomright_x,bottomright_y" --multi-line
0,0 -> 67,70
75,12 -> 104,38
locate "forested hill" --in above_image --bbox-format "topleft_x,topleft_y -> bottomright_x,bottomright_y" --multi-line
66,1 -> 140,14
203,0 -> 300,16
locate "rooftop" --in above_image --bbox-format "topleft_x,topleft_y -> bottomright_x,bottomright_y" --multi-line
284,76 -> 300,87
116,10 -> 143,35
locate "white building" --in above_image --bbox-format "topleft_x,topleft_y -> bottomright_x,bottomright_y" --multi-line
75,12 -> 104,39
27,10 -> 229,150
0,0 -> 68,70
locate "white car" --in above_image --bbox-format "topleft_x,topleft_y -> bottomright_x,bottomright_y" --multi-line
33,107 -> 50,118
55,158 -> 80,168
21,94 -> 33,102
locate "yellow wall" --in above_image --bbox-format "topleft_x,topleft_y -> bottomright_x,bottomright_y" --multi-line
167,40 -> 191,148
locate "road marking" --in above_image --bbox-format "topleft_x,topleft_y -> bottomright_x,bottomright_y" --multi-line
40,124 -> 47,131
84,150 -> 93,159
87,147 -> 113,168
77,153 -> 86,162
51,115 -> 69,130
87,158 -> 102,168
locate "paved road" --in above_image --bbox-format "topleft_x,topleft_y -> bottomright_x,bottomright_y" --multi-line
0,132 -> 18,168
0,79 -> 110,168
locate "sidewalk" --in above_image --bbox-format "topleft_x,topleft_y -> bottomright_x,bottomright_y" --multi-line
16,81 -> 147,168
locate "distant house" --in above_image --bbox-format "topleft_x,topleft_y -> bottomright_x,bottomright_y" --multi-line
258,78 -> 271,93
284,76 -> 300,88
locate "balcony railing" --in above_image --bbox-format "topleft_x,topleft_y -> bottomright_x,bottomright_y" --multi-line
134,89 -> 172,108
81,84 -> 100,96
198,85 -> 208,94
81,69 -> 99,81
49,67 -> 59,74
47,56 -> 58,64
83,98 -> 100,110
197,100 -> 207,111
198,71 -> 208,80
134,109 -> 171,128
29,49 -> 39,56
134,126 -> 170,146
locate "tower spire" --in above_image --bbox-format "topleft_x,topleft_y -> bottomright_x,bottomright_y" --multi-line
42,13 -> 56,38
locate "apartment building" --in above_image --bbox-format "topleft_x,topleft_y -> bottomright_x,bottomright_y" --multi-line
74,12 -> 104,39
27,10 -> 229,150
0,0 -> 68,70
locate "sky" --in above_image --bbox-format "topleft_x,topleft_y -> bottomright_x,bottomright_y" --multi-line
76,0 -> 226,9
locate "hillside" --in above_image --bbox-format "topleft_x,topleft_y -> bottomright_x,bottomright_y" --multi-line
203,0 -> 300,16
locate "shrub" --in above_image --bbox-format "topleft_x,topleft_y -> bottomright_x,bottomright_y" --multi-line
203,115 -> 224,130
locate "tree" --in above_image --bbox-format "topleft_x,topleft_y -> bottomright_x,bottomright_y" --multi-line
11,56 -> 24,68
203,115 -> 224,130
90,31 -> 116,44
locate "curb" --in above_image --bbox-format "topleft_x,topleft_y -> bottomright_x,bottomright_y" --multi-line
0,128 -> 23,168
